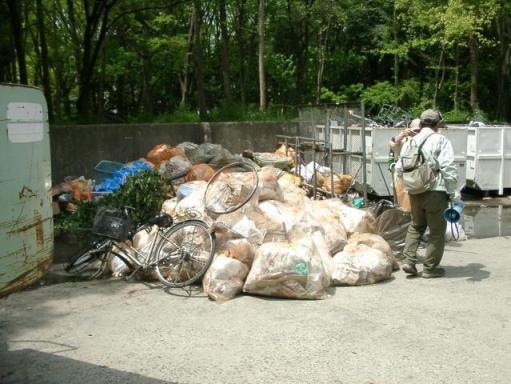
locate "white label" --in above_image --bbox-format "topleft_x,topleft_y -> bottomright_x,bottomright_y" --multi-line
7,102 -> 44,143
7,123 -> 44,143
7,102 -> 43,121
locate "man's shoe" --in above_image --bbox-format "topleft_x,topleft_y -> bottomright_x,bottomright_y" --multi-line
422,267 -> 445,278
401,263 -> 418,276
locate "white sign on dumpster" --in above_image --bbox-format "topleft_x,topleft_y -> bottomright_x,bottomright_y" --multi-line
7,102 -> 44,143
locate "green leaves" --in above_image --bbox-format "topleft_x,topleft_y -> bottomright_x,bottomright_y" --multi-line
56,171 -> 169,232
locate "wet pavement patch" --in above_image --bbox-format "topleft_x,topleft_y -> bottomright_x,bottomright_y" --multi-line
462,205 -> 511,239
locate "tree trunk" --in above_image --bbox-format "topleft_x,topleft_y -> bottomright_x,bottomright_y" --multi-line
36,0 -> 53,119
179,9 -> 195,108
496,14 -> 511,121
7,0 -> 28,84
98,45 -> 107,119
453,47 -> 459,111
139,15 -> 153,115
432,48 -> 444,109
290,0 -> 312,105
66,0 -> 82,76
469,37 -> 480,113
258,0 -> 266,111
235,0 -> 247,106
193,0 -> 207,119
393,2 -> 399,85
219,0 -> 233,104
315,21 -> 330,104
76,1 -> 118,118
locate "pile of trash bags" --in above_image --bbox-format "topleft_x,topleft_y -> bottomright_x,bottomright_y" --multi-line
161,165 -> 400,303
53,140 -> 467,303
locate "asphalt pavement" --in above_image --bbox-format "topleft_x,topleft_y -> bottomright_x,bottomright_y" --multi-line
1,236 -> 510,384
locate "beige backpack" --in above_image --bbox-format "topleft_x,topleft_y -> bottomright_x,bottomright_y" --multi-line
400,133 -> 436,194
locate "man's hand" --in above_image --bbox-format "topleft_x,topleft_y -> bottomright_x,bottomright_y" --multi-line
395,128 -> 418,144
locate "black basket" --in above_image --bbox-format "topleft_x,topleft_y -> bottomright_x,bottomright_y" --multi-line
92,208 -> 132,241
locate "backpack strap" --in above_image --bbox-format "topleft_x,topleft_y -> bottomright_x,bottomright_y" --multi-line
416,132 -> 436,169
417,132 -> 435,152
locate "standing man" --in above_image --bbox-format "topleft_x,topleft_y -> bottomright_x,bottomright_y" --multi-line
399,109 -> 458,278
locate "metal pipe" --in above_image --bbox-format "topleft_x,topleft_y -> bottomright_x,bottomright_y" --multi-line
343,104 -> 348,173
361,102 -> 368,205
296,136 -> 300,179
326,109 -> 334,198
499,127 -> 504,195
313,138 -> 317,199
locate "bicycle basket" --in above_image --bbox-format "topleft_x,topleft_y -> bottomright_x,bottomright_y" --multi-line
92,207 -> 132,241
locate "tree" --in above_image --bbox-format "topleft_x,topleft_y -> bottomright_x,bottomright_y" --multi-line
6,0 -> 28,84
258,0 -> 266,111
3,0 -> 506,122
193,0 -> 207,118
75,0 -> 119,118
36,0 -> 53,119
440,0 -> 499,112
218,0 -> 233,104
495,0 -> 511,120
0,1 -> 16,82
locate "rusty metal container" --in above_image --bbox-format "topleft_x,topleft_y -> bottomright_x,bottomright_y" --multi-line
0,84 -> 53,297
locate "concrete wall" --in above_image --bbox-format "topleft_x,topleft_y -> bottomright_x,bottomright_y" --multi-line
50,121 -> 298,182
209,121 -> 299,153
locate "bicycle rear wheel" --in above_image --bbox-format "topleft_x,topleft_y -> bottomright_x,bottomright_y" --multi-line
203,161 -> 259,215
154,220 -> 215,288
66,239 -> 111,278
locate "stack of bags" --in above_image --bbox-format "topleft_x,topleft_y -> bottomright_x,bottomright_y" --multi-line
147,143 -> 217,184
162,165 -> 398,303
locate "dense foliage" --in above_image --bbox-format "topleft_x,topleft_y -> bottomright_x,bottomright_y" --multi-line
2,0 -> 510,122
55,171 -> 169,232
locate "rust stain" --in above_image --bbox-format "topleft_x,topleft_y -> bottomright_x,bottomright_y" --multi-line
35,213 -> 44,248
6,216 -> 50,236
18,185 -> 37,200
0,251 -> 53,298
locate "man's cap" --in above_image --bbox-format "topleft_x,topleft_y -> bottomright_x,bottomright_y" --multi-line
420,109 -> 442,125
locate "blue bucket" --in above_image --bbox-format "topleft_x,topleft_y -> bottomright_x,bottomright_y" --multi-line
444,200 -> 465,223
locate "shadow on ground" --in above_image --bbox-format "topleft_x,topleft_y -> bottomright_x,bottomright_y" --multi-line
0,341 -> 175,384
443,263 -> 490,282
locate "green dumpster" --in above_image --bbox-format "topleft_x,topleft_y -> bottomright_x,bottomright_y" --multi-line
0,84 -> 53,297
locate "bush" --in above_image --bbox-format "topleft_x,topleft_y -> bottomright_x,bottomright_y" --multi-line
361,81 -> 400,111
443,109 -> 471,123
154,108 -> 200,123
55,171 -> 169,232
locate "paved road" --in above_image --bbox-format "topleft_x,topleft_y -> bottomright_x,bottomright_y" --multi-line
1,237 -> 510,384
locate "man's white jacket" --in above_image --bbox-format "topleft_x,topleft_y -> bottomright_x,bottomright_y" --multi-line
397,127 -> 458,195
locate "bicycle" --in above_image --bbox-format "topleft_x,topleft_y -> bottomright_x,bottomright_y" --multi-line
66,161 -> 259,288
66,206 -> 216,288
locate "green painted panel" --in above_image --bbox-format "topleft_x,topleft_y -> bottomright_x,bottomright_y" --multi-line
0,84 -> 53,297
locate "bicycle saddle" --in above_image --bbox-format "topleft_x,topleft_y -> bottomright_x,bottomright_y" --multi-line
147,213 -> 173,228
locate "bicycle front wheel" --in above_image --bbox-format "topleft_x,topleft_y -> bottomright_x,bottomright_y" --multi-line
203,161 -> 259,215
154,220 -> 215,288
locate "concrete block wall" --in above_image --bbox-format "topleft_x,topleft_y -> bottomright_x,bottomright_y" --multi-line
50,121 -> 299,182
